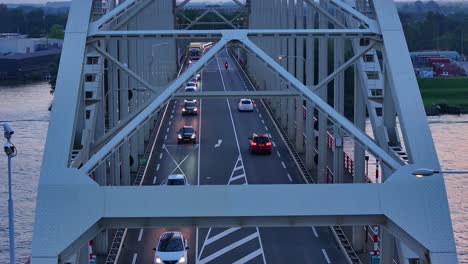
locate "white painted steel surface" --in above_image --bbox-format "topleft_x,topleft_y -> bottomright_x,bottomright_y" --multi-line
31,0 -> 458,263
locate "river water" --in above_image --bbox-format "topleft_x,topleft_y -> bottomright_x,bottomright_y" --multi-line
0,82 -> 466,263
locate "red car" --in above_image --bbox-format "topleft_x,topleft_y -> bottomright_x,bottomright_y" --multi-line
249,133 -> 272,154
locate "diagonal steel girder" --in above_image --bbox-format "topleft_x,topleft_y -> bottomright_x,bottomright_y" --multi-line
89,0 -> 139,32
78,38 -> 229,175
238,37 -> 401,170
92,44 -> 158,94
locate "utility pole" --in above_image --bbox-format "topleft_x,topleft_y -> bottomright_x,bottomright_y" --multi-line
3,123 -> 17,264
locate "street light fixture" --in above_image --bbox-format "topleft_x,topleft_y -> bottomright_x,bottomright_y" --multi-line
3,123 -> 17,264
412,168 -> 468,178
277,54 -> 307,63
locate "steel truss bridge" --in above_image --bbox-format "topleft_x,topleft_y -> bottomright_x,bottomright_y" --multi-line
31,0 -> 458,263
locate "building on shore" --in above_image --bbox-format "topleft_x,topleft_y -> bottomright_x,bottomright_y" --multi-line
410,51 -> 466,78
0,34 -> 63,80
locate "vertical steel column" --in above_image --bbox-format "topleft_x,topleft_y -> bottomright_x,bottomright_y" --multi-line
305,5 -> 316,170
295,0 -> 305,153
317,0 -> 329,183
109,39 -> 121,186
352,67 -> 366,250
280,0 -> 289,129
287,0 -> 296,139
118,26 -> 130,186
128,19 -> 139,173
332,15 -> 345,183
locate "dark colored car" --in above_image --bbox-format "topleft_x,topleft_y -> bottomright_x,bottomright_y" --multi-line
249,133 -> 272,154
177,126 -> 196,144
182,101 -> 198,115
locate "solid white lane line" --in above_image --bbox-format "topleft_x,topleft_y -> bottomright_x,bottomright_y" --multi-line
156,164 -> 160,171
287,174 -> 292,182
272,141 -> 276,147
205,227 -> 241,246
312,226 -> 319,238
138,229 -> 144,241
232,248 -> 263,264
281,161 -> 286,169
160,153 -> 163,159
261,120 -> 265,124
199,233 -> 258,264
152,176 -> 157,184
132,253 -> 138,264
265,126 -> 269,131
276,151 -> 281,157
322,249 -> 331,264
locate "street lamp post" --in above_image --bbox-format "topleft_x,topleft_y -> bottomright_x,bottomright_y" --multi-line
3,123 -> 17,264
412,168 -> 468,177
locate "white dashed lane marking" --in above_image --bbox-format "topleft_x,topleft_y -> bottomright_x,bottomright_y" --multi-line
156,164 -> 160,171
312,226 -> 319,238
281,161 -> 286,169
272,142 -> 276,147
160,153 -> 163,159
322,249 -> 331,264
138,229 -> 144,241
153,176 -> 157,184
276,151 -> 281,157
261,120 -> 265,124
287,174 -> 292,182
265,126 -> 269,131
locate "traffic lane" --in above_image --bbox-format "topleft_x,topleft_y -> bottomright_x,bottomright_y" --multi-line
198,227 -> 263,263
260,227 -> 330,264
138,227 -> 196,264
199,98 -> 239,185
225,51 -> 352,263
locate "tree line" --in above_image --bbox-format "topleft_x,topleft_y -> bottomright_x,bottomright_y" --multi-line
0,4 -> 67,38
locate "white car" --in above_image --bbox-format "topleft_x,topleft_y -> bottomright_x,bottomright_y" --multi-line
238,99 -> 254,112
184,98 -> 197,104
162,174 -> 188,185
154,232 -> 188,264
185,82 -> 197,92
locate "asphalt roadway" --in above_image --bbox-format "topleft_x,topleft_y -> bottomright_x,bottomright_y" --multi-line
116,50 -> 348,264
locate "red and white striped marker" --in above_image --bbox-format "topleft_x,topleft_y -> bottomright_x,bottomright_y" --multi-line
372,226 -> 380,256
88,240 -> 95,264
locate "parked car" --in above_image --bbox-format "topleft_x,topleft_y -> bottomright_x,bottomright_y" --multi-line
153,231 -> 188,264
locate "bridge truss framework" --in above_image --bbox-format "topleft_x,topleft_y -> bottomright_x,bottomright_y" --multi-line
31,0 -> 457,263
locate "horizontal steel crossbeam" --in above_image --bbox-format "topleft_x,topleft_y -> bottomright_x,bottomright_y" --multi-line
88,29 -> 381,40
174,90 -> 300,98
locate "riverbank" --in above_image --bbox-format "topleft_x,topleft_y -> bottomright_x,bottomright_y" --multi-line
419,77 -> 468,115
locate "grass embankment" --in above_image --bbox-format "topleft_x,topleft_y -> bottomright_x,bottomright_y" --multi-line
417,77 -> 468,107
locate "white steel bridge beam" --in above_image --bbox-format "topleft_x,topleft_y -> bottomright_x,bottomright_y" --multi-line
32,164 -> 456,264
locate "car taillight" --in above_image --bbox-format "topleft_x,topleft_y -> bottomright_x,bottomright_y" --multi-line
250,142 -> 257,146
266,142 -> 272,146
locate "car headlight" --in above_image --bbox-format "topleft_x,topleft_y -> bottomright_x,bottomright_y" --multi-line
178,256 -> 186,263
182,108 -> 186,111
155,256 -> 162,264
191,134 -> 196,139
178,134 -> 182,139
193,107 -> 198,111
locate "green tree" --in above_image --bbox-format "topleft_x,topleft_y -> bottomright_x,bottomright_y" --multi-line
48,24 -> 65,39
